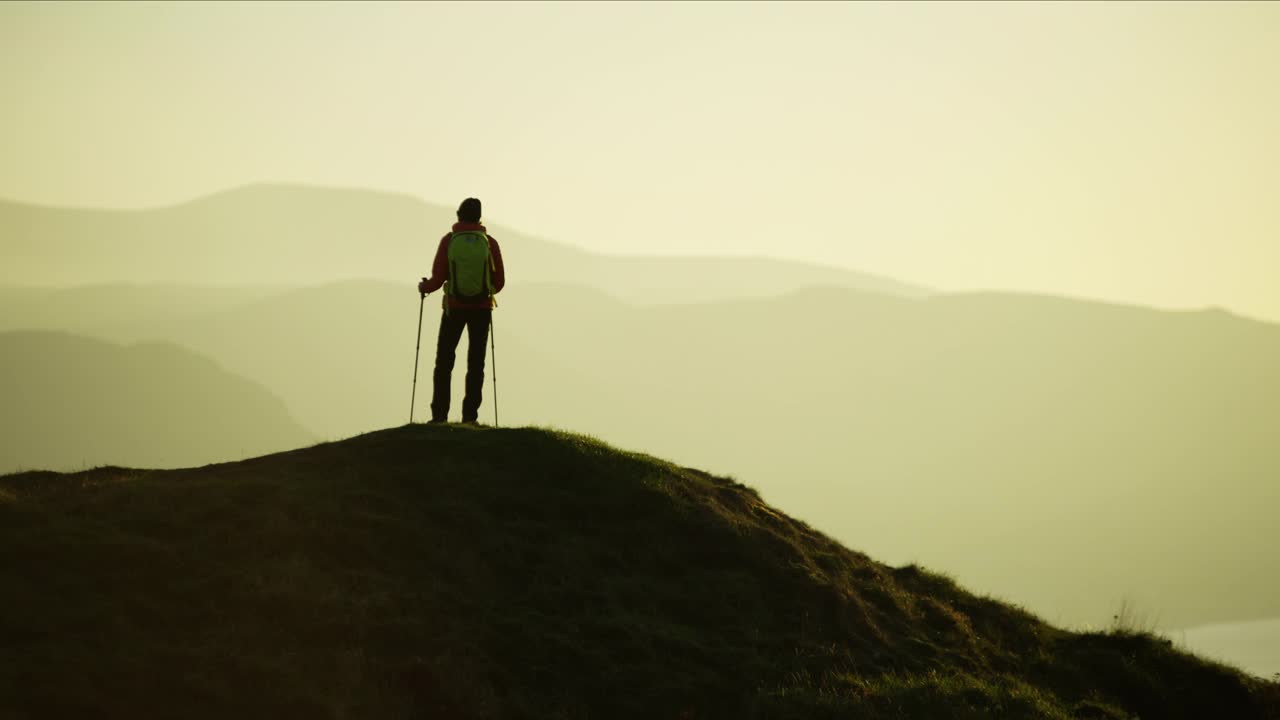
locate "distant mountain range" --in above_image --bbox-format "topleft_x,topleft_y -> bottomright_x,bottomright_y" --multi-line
0,331 -> 313,473
0,184 -> 927,303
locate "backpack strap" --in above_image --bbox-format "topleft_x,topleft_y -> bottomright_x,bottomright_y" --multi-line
446,231 -> 461,299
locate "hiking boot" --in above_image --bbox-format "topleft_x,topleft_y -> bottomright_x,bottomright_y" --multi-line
428,417 -> 448,425
462,418 -> 479,426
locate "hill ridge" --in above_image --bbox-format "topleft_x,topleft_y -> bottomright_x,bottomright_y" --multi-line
1,423 -> 1275,718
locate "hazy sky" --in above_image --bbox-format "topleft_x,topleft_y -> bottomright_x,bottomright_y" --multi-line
3,1 -> 1279,320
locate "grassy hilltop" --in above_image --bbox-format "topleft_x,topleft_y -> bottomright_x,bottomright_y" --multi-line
1,424 -> 1276,719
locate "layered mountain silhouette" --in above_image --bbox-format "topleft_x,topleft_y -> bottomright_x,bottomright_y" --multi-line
1,425 -> 1275,718
0,331 -> 313,474
0,185 -> 926,303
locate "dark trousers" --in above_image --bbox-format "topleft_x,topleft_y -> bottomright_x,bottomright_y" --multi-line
430,307 -> 491,422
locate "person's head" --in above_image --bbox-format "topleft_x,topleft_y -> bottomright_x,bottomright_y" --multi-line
457,197 -> 482,224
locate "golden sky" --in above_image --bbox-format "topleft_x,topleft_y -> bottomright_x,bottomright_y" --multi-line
3,1 -> 1278,321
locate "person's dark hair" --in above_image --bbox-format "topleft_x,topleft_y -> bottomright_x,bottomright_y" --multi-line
457,197 -> 482,223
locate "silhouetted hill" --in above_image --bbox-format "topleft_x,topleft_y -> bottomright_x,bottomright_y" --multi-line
1,424 -> 1274,719
0,185 -> 926,303
3,282 -> 1278,632
0,331 -> 314,473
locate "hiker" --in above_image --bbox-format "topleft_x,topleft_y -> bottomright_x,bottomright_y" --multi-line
417,197 -> 505,424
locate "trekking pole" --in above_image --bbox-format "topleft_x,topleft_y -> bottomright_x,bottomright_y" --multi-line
409,292 -> 425,423
490,312 -> 499,427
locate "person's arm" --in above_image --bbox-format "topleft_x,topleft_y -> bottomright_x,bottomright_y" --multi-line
418,235 -> 451,294
488,235 -> 505,293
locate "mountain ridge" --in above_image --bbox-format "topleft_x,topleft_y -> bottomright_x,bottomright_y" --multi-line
0,183 -> 928,302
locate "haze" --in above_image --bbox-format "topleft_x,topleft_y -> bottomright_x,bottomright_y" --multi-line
3,1 -> 1279,321
3,0 -> 1279,678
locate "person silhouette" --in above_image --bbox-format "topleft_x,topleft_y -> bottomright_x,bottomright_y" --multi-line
417,197 -> 506,424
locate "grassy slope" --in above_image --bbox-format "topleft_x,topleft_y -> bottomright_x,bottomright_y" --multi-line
1,425 -> 1275,720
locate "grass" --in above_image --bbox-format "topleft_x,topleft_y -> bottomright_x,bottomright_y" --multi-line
1108,597 -> 1162,636
1,423 -> 1276,719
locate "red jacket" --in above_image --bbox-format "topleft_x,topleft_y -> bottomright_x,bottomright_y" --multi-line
420,222 -> 506,309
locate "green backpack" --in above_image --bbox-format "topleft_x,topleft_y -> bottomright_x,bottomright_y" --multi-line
446,230 -> 494,301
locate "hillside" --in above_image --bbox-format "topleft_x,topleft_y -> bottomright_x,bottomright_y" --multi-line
1,424 -> 1276,719
0,331 -> 314,474
0,185 -> 926,303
